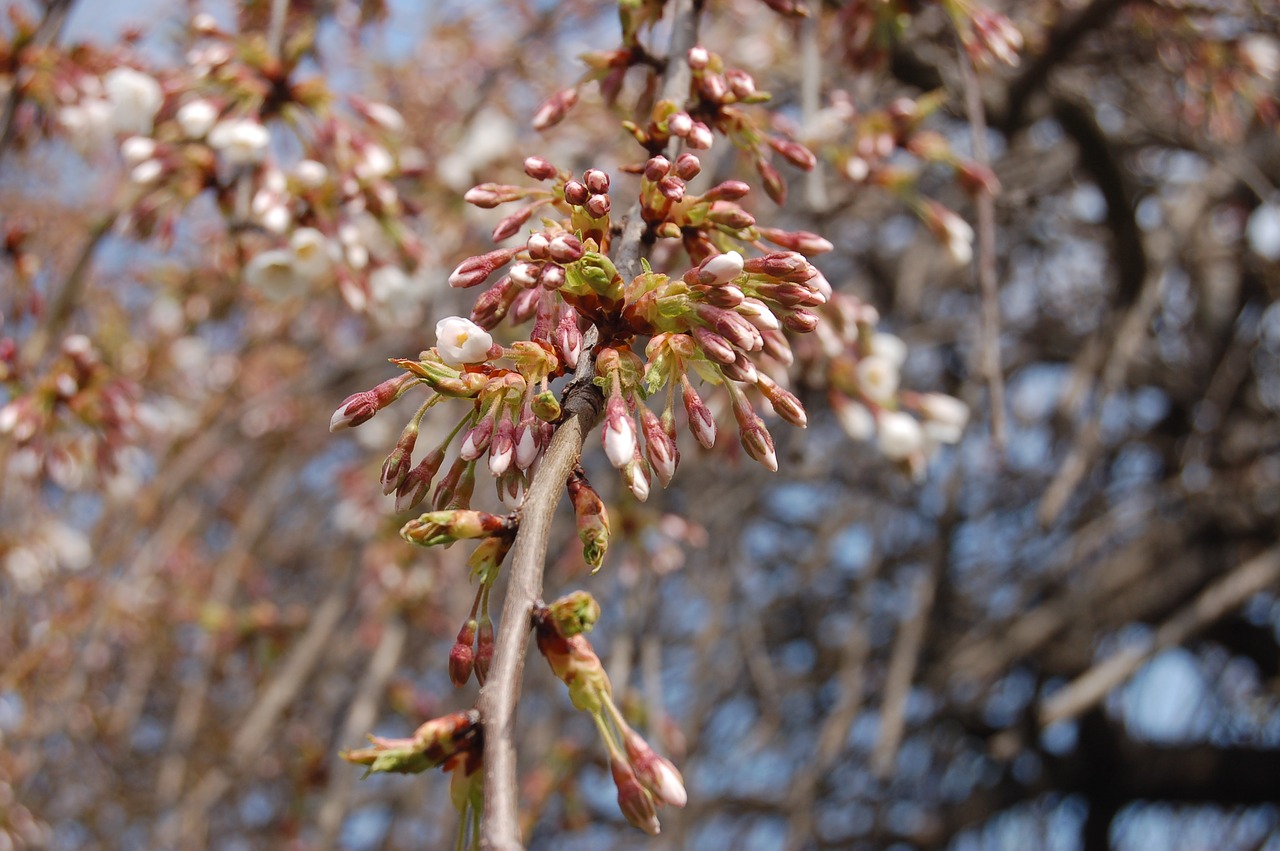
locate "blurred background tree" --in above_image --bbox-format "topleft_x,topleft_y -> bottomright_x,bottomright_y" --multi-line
1,0 -> 1279,849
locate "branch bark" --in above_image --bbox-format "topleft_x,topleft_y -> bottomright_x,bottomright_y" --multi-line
477,4 -> 701,847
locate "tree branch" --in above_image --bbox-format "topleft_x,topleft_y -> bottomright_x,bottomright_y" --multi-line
478,4 -> 702,847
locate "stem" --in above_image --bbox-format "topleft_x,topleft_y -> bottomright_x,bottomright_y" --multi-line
477,4 -> 701,847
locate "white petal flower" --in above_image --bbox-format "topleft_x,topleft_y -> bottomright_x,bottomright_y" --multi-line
208,118 -> 270,166
435,316 -> 493,365
368,265 -> 412,305
365,102 -> 405,132
244,249 -> 306,302
869,332 -> 908,367
289,227 -> 334,281
834,397 -> 875,441
120,135 -> 156,165
1242,35 -> 1280,81
877,411 -> 923,461
260,204 -> 291,234
856,355 -> 900,403
129,159 -> 163,185
355,144 -> 394,180
294,158 -> 328,188
941,212 -> 975,266
176,99 -> 218,138
103,67 -> 163,135
917,393 -> 969,432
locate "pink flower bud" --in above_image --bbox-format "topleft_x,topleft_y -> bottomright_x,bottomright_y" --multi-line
757,226 -> 833,255
491,204 -> 534,242
380,424 -> 419,495
523,156 -> 559,180
612,759 -> 661,835
463,183 -> 525,208
768,137 -> 817,171
548,234 -> 584,264
460,415 -> 495,461
687,121 -> 714,149
395,447 -> 446,513
554,308 -> 583,368
658,175 -> 685,201
583,168 -> 610,194
641,407 -> 678,486
509,261 -> 541,287
682,381 -> 717,449
701,177 -> 747,199
744,251 -> 812,279
539,264 -> 566,290
585,194 -> 610,218
756,373 -> 807,427
532,87 -> 579,130
687,45 -> 710,70
624,731 -> 687,807
697,250 -> 745,285
783,308 -> 819,333
756,157 -> 786,204
450,620 -> 477,687
515,420 -> 540,470
563,180 -> 589,205
644,156 -> 671,180
725,68 -> 756,99
721,351 -> 758,383
673,152 -> 701,180
691,326 -> 737,365
329,374 -> 414,432
526,232 -> 551,259
602,394 -> 637,469
470,277 -> 516,328
449,248 -> 516,289
624,454 -> 652,502
699,72 -> 729,103
738,413 -> 778,471
667,112 -> 693,137
489,418 -> 516,476
707,202 -> 755,230
761,329 -> 794,366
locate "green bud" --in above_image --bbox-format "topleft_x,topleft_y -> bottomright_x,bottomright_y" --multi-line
548,590 -> 601,637
531,390 -> 562,422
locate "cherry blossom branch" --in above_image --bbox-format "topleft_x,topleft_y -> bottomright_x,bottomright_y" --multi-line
478,3 -> 702,847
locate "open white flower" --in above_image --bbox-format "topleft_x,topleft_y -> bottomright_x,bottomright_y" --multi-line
856,355 -> 900,403
289,227 -> 334,281
869,332 -> 908,367
877,411 -> 924,461
245,249 -> 306,302
208,118 -> 270,165
435,316 -> 493,365
176,99 -> 218,138
104,67 -> 163,135
58,99 -> 114,154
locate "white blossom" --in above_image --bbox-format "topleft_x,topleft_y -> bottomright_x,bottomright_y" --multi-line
103,67 -> 163,135
294,158 -> 328,188
833,397 -> 875,441
368,265 -> 412,306
435,316 -> 493,365
877,411 -> 924,461
244,249 -> 306,302
58,98 -> 113,154
1242,35 -> 1280,81
365,102 -> 405,132
176,99 -> 218,138
869,332 -> 908,367
120,135 -> 156,165
129,159 -> 163,185
289,227 -> 333,281
603,416 -> 637,469
856,355 -> 900,403
208,118 -> 270,166
355,144 -> 394,180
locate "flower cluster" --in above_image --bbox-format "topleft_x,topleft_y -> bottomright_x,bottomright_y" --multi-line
342,710 -> 485,843
23,13 -> 423,319
811,295 -> 969,479
533,593 -> 686,835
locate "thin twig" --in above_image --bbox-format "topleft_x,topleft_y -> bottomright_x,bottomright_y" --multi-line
958,50 -> 1006,450
0,0 -> 76,170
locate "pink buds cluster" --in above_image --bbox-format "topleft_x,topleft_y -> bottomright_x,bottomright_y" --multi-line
342,709 -> 482,776
533,594 -> 686,835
